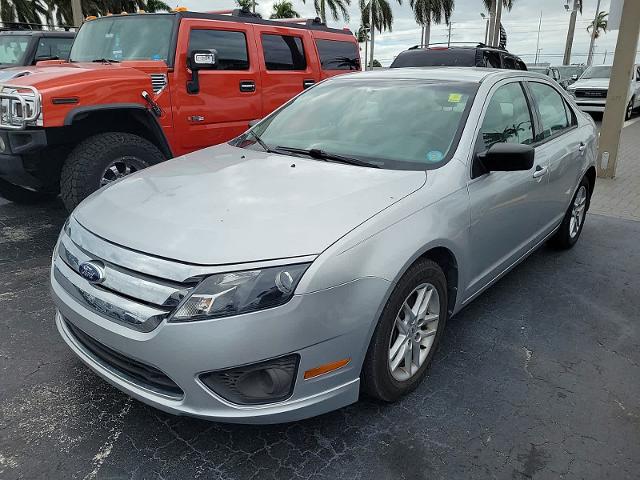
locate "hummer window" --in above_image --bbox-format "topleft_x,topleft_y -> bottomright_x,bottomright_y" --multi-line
35,37 -> 74,62
189,29 -> 249,70
261,34 -> 306,71
315,39 -> 359,71
70,15 -> 174,63
0,35 -> 29,66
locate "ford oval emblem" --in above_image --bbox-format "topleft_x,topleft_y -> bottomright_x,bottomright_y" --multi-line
78,261 -> 106,284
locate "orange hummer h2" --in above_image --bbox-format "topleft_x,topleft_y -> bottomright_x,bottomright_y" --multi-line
0,10 -> 360,210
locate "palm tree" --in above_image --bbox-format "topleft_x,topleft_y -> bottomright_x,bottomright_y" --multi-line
0,0 -> 47,26
360,0 -> 399,69
270,0 -> 300,18
314,0 -> 350,23
42,0 -> 170,26
410,0 -> 453,47
587,10 -> 608,39
236,0 -> 258,13
482,0 -> 515,47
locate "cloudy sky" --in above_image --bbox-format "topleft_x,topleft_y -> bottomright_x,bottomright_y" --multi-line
179,0 -> 633,67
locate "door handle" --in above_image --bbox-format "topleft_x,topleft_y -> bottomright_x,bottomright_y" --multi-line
303,79 -> 315,89
239,81 -> 256,92
578,142 -> 586,154
532,165 -> 548,179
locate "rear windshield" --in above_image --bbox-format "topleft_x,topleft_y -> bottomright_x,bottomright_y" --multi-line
390,48 -> 476,68
235,78 -> 478,171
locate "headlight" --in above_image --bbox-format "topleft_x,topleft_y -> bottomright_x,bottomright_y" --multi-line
170,263 -> 311,322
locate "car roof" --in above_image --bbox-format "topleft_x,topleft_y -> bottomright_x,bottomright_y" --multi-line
0,30 -> 74,37
339,67 -> 536,84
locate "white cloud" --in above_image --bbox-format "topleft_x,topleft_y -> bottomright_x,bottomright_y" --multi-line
179,0 -> 633,66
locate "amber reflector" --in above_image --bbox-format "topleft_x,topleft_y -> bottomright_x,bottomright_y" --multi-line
304,358 -> 351,380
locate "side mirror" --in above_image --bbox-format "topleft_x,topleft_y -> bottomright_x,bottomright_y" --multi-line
187,49 -> 217,94
478,143 -> 534,173
571,74 -> 578,80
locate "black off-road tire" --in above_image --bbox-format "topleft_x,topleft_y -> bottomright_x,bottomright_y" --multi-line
361,259 -> 448,402
550,176 -> 590,249
60,132 -> 165,211
0,178 -> 55,204
626,97 -> 635,121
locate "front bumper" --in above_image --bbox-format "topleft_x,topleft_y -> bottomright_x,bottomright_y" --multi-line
0,128 -> 48,189
51,226 -> 391,423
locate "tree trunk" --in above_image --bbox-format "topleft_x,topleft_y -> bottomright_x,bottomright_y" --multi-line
370,25 -> 375,68
493,0 -> 503,47
369,0 -> 375,68
487,0 -> 496,47
563,0 -> 578,65
424,17 -> 431,47
364,35 -> 368,70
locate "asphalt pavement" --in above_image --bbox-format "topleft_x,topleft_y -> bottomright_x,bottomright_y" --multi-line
1,197 -> 639,480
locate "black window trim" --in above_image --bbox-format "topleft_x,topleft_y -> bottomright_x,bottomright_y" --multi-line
470,80 -> 537,179
188,27 -> 251,70
261,32 -> 307,71
525,80 -> 579,148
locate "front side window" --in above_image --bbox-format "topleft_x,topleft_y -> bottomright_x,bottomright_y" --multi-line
0,35 -> 30,66
262,34 -> 306,71
189,29 -> 249,70
315,39 -> 359,70
235,79 -> 477,170
477,82 -> 534,153
70,15 -> 174,63
35,37 -> 74,62
528,82 -> 569,140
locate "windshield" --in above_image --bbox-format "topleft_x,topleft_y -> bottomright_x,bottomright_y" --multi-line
529,67 -> 549,75
557,66 -> 583,80
70,15 -> 175,62
0,35 -> 30,66
580,66 -> 611,79
234,79 -> 478,170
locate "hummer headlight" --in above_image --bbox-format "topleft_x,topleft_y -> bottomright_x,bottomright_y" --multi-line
170,263 -> 310,322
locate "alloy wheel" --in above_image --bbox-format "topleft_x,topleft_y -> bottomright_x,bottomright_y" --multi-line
388,283 -> 440,381
100,157 -> 141,187
569,185 -> 587,239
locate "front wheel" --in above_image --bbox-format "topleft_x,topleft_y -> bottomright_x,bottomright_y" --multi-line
550,176 -> 590,249
60,132 -> 165,211
626,97 -> 635,121
361,259 -> 448,402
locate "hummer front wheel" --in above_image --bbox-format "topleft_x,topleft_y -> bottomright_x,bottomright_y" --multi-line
60,132 -> 165,211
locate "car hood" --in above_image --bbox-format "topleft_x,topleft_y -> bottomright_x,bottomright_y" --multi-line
73,144 -> 427,265
571,78 -> 610,89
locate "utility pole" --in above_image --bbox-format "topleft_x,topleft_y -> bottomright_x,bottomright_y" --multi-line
492,0 -> 503,47
563,0 -> 580,65
598,0 -> 640,178
534,12 -> 542,64
71,0 -> 84,27
447,22 -> 452,47
586,0 -> 602,66
487,1 -> 496,47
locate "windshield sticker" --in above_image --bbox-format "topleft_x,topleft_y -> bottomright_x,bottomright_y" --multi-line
448,93 -> 463,103
426,151 -> 444,163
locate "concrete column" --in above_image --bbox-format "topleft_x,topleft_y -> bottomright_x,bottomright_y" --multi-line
598,0 -> 640,178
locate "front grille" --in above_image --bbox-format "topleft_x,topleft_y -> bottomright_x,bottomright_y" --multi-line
575,89 -> 607,99
150,74 -> 167,93
65,319 -> 184,398
55,227 -> 195,332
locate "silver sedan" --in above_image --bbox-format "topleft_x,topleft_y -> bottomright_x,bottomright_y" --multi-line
51,68 -> 597,423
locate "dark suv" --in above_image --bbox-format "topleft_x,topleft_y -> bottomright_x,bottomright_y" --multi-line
390,44 -> 527,70
0,30 -> 75,69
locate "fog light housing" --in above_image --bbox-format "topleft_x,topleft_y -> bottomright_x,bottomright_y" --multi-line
200,354 -> 299,405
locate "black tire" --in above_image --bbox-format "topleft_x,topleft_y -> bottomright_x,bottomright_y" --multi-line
0,178 -> 55,204
60,132 -> 165,211
361,259 -> 448,402
550,176 -> 590,249
626,97 -> 635,121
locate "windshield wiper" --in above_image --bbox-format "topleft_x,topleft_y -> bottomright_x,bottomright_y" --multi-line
91,58 -> 120,63
274,147 -> 379,168
246,130 -> 275,153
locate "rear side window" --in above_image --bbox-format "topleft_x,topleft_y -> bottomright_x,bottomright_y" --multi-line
483,50 -> 501,68
35,37 -> 74,61
315,39 -> 359,70
528,82 -> 570,140
502,55 -> 516,69
189,29 -> 249,70
515,59 -> 527,71
262,34 -> 306,70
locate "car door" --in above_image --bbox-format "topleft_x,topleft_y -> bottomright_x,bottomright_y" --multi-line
253,26 -> 319,117
465,81 -> 549,299
634,66 -> 640,107
526,81 -> 585,233
172,20 -> 262,154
